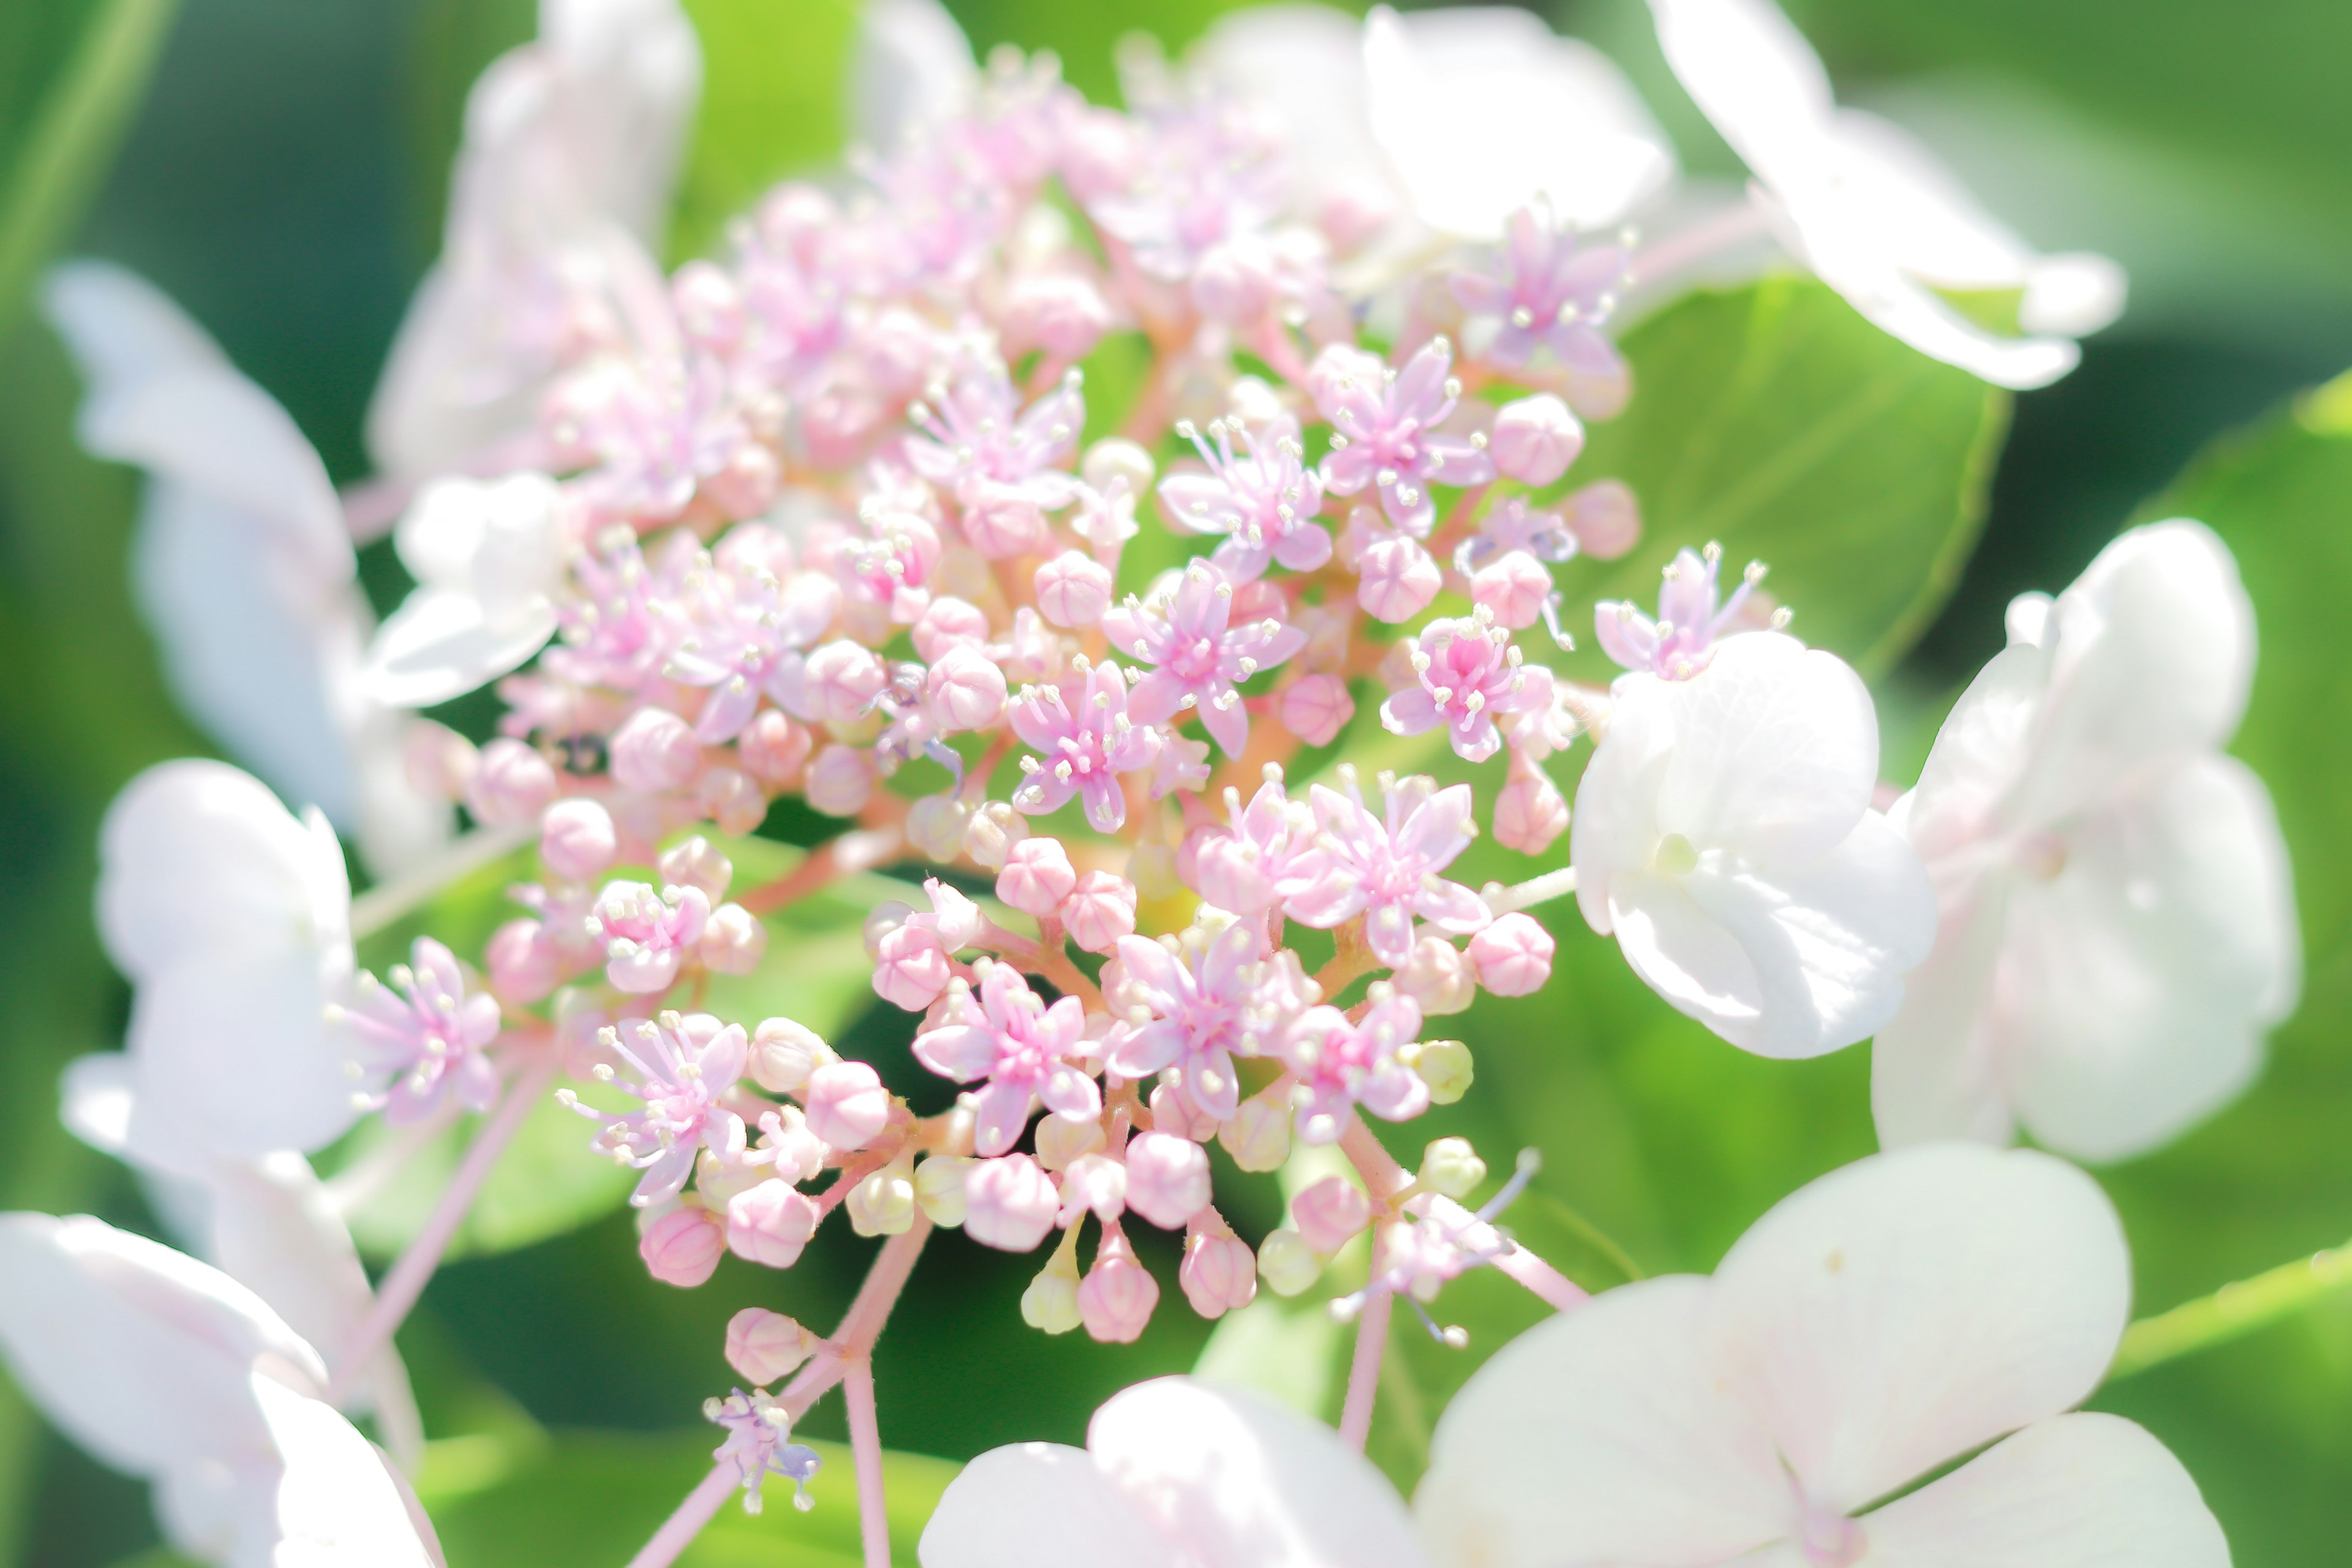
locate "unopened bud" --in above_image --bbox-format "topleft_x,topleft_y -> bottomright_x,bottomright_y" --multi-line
1277,673 -> 1355,746
1469,913 -> 1555,997
914,1154 -> 973,1227
486,918 -> 559,1005
846,1162 -> 916,1237
1060,871 -> 1136,954
905,793 -> 971,861
1564,478 -> 1640,560
1077,1226 -> 1159,1343
657,839 -> 733,900
725,1307 -> 816,1384
1180,1216 -> 1257,1319
964,1154 -> 1059,1253
1257,1227 -> 1323,1297
640,1204 -> 725,1286
699,903 -> 767,974
925,644 -> 1009,731
1218,1093 -> 1292,1173
698,765 -> 769,835
725,1182 -> 821,1270
540,798 -> 617,882
804,744 -> 878,816
1022,1231 -> 1084,1334
611,707 -> 701,794
1292,1175 -> 1372,1253
1418,1137 -> 1488,1200
737,709 -> 811,789
1035,551 -> 1114,628
1080,437 -> 1155,496
963,800 -> 1027,869
467,738 -> 558,826
872,923 -> 951,1010
1404,1038 -> 1474,1105
1033,1111 -> 1106,1173
1490,393 -> 1585,486
998,837 -> 1078,918
804,1060 -> 891,1150
1396,935 -> 1476,1017
1123,1131 -> 1212,1229
750,1018 -> 832,1094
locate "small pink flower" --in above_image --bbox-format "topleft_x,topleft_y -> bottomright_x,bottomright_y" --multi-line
641,1204 -> 726,1287
591,880 -> 712,993
572,1012 -> 748,1204
1188,771 -> 1317,920
1382,613 -> 1556,764
345,937 -> 502,1125
1450,204 -> 1630,383
1107,923 -> 1267,1121
1469,913 -> 1555,997
1594,543 -> 1770,680
913,961 -> 1099,1156
1311,338 -> 1494,535
668,562 -> 842,742
964,1153 -> 1060,1252
836,511 -> 943,625
1009,659 -> 1160,832
804,1058 -> 891,1150
1123,1131 -> 1212,1230
1077,1223 -> 1159,1343
1156,415 -> 1330,580
1104,560 -> 1306,757
1281,992 -> 1430,1144
905,353 -> 1082,512
1285,771 -> 1492,968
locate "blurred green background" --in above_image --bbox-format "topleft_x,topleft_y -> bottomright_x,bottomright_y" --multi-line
6,0 -> 2352,1563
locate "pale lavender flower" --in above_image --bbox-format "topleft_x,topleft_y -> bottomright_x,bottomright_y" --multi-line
1313,339 -> 1494,535
1381,611 -> 1556,763
912,959 -> 1099,1156
1594,542 -> 1771,680
1286,771 -> 1491,968
1008,658 -> 1161,832
568,1011 -> 748,1205
1106,922 -> 1272,1122
1451,203 -> 1630,381
706,1387 -> 823,1515
1102,560 -> 1307,756
1281,989 -> 1428,1143
345,937 -> 503,1126
1157,413 -> 1330,579
903,349 -> 1082,508
665,559 -> 842,742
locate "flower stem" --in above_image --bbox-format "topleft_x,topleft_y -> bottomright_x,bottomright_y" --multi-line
2107,1237 -> 2352,1382
1480,865 -> 1577,916
1338,1286 -> 1393,1450
625,1460 -> 737,1568
781,1216 -> 934,1421
1492,1243 -> 1591,1312
326,1054 -> 557,1404
349,824 -> 533,941
843,1355 -> 893,1568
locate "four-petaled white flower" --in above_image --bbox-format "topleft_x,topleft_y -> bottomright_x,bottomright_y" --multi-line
1571,631 -> 1936,1057
920,1376 -> 1431,1568
1875,520 -> 2300,1161
361,474 -> 571,707
0,1212 -> 443,1568
1647,0 -> 2125,390
1415,1142 -> 2227,1568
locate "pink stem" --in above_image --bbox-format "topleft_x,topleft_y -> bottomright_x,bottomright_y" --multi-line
326,1055 -> 558,1404
1629,198 -> 1774,294
1338,1286 -> 1393,1450
843,1356 -> 893,1568
1495,1243 -> 1591,1313
625,1460 -> 737,1568
781,1216 -> 934,1420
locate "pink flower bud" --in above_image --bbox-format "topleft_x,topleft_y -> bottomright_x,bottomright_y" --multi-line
405,720 -> 477,801
1396,934 -> 1476,1017
1034,551 -> 1114,628
737,710 -> 811,790
963,1153 -> 1058,1252
804,744 -> 878,816
540,798 -> 617,881
1002,272 -> 1112,362
872,923 -> 952,1010
658,836 -> 734,901
1060,871 -> 1137,954
1276,673 -> 1355,746
467,739 -> 557,826
1468,912 -> 1555,997
1180,1215 -> 1257,1319
1123,1131 -> 1212,1229
673,261 -> 745,351
641,1205 -> 725,1286
1077,1225 -> 1159,1343
1564,478 -> 1640,560
750,1017 -> 832,1094
698,766 -> 769,836
701,903 -> 767,974
725,1181 -> 821,1269
1358,535 -> 1441,622
1490,393 -> 1585,486
1149,1079 -> 1219,1143
611,708 -> 701,794
486,918 -> 559,1005
959,486 -> 1050,559
1033,1112 -> 1105,1172
1057,1152 -> 1128,1224
963,801 -> 1027,869
801,641 -> 887,723
1081,437 -> 1155,496
705,442 -> 780,522
912,596 -> 991,662
1191,236 -> 1279,325
1471,549 -> 1555,630
925,644 -> 1008,732
804,1060 -> 891,1150
724,1306 -> 815,1384
1493,766 -> 1570,856
997,837 -> 1077,918
1292,1175 -> 1372,1254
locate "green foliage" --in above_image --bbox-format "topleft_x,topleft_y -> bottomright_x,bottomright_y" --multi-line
1561,276 -> 2009,680
668,0 -> 859,265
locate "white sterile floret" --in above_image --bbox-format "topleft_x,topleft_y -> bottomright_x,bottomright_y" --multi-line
1414,1142 -> 2227,1568
1570,631 -> 1935,1057
362,474 -> 570,707
1874,519 -> 2300,1161
921,1376 -> 1431,1568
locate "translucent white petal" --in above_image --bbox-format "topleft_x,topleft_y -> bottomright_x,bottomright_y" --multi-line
1365,6 -> 1676,238
251,1373 -> 442,1567
1646,0 -> 1838,184
1193,4 -> 1387,214
1417,1276 -> 1793,1568
1868,873 -> 2018,1148
126,944 -> 360,1159
1705,1144 -> 2128,1514
918,1442 -> 1183,1568
1607,869 -> 1766,1043
1676,810 -> 1937,1058
851,0 -> 975,156
1856,1413 -> 2226,1568
43,260 -> 227,389
2001,755 -> 2297,1162
361,588 -> 560,707
1090,1378 -> 1430,1568
0,1213 -> 320,1477
1568,673 -> 1676,935
1657,633 -> 1879,865
1894,641 -> 2051,889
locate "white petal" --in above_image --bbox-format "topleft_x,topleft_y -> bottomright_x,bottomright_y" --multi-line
1658,633 -> 1879,865
536,0 -> 702,239
1090,1378 -> 1430,1568
2015,520 -> 2256,829
2019,252 -> 2128,338
1607,869 -> 1766,1043
1675,811 -> 1936,1059
97,761 -> 334,980
1569,673 -> 1677,935
1869,873 -> 2019,1148
127,944 -> 360,1160
1646,0 -> 1838,185
1856,1413 -> 2226,1568
851,0 -> 975,155
1705,1144 -> 2129,1514
2000,755 -> 2297,1161
0,1213 -> 320,1478
918,1442 -> 1183,1568
43,260 -> 227,387
1896,641 -> 2051,888
1364,6 -> 1676,238
251,1373 -> 442,1567
362,587 -> 560,707
1417,1276 -> 1793,1568
1193,6 -> 1387,214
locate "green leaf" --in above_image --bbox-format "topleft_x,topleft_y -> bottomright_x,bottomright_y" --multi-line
668,0 -> 859,265
0,0 -> 179,334
1560,276 -> 2009,678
